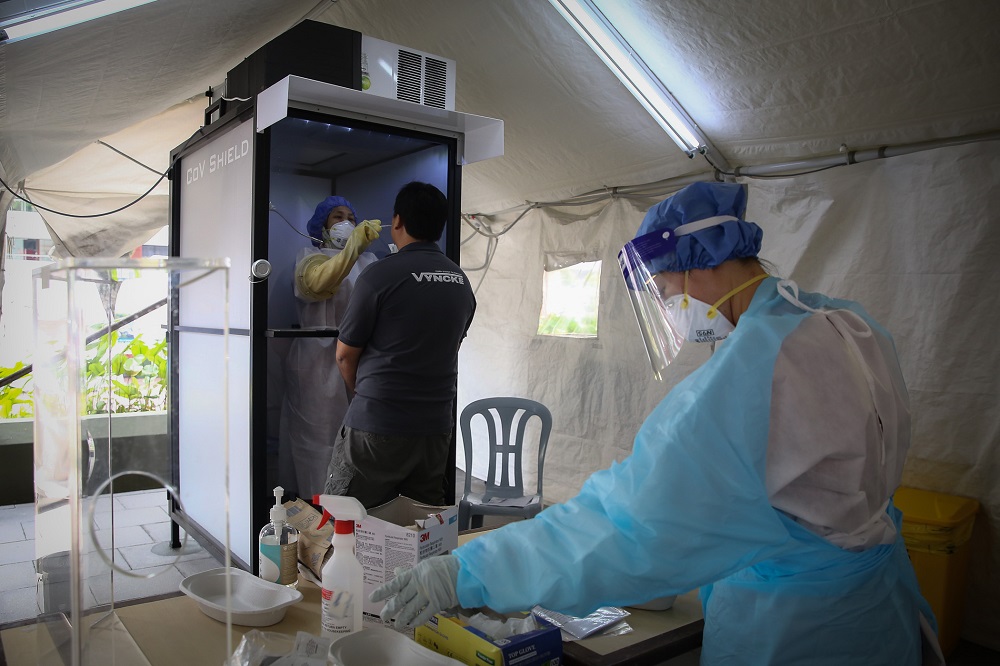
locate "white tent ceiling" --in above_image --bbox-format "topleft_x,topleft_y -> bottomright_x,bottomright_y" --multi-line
1,0 -> 999,650
2,0 -> 997,255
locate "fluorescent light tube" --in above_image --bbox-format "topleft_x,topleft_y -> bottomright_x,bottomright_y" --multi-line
549,0 -> 705,155
1,0 -> 157,43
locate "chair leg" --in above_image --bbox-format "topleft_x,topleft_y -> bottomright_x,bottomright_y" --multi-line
471,514 -> 484,529
458,503 -> 470,531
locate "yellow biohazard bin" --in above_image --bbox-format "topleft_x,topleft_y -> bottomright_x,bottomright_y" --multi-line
895,486 -> 979,657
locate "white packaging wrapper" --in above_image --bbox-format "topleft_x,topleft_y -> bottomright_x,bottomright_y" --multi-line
460,612 -> 540,640
531,605 -> 631,640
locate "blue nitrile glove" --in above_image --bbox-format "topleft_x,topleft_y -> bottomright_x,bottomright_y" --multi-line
370,554 -> 461,628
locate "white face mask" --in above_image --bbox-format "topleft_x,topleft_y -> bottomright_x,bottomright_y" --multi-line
663,294 -> 735,343
661,272 -> 768,343
323,221 -> 354,250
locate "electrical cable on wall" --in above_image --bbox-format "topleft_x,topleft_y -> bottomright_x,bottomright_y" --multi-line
97,140 -> 163,176
0,126 -> 208,219
0,169 -> 167,218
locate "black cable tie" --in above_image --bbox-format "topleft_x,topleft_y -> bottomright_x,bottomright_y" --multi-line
878,146 -> 888,158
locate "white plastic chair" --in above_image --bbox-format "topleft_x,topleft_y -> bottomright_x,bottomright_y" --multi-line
458,397 -> 553,531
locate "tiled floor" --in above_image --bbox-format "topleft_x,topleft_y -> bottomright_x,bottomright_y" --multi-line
0,489 -> 224,627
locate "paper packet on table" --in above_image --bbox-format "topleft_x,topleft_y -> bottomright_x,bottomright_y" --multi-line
283,499 -> 334,579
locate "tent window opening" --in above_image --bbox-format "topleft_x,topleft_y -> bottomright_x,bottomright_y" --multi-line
537,260 -> 601,338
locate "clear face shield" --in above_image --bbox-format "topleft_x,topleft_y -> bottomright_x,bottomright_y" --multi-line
618,232 -> 686,382
620,219 -> 763,381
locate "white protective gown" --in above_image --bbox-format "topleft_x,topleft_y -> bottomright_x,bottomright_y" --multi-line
278,245 -> 377,498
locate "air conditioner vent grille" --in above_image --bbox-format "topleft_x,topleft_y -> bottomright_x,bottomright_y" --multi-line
396,50 -> 422,104
423,57 -> 448,109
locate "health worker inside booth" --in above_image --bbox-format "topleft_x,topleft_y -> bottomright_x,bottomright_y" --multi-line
277,195 -> 381,499
372,181 -> 945,666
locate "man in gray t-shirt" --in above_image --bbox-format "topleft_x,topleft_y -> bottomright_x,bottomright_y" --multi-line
324,182 -> 476,508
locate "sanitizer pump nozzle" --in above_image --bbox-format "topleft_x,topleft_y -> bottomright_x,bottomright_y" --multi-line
271,486 -> 286,525
313,494 -> 367,640
258,486 -> 299,587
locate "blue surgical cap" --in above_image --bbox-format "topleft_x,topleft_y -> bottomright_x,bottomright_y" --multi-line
635,182 -> 762,273
305,196 -> 358,247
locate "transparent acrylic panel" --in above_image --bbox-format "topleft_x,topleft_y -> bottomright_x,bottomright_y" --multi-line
31,258 -> 232,665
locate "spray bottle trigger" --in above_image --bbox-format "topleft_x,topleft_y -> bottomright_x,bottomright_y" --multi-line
313,494 -> 331,529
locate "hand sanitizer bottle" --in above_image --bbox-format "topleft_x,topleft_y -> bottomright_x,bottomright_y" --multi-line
259,486 -> 299,588
313,494 -> 367,641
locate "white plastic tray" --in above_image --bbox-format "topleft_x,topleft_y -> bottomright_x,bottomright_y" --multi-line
179,567 -> 303,627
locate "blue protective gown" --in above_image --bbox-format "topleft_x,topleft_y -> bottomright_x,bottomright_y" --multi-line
453,278 -> 936,665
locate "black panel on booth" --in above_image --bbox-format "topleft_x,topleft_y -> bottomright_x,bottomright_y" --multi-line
226,21 -> 362,100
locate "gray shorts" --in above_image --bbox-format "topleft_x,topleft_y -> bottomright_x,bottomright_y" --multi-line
324,425 -> 452,509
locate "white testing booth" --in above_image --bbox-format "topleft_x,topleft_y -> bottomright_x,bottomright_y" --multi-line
168,69 -> 503,570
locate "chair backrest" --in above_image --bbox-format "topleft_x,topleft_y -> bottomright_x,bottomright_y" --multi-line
460,397 -> 553,501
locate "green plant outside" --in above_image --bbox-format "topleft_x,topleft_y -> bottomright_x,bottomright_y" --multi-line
0,331 -> 168,419
538,313 -> 598,337
0,362 -> 32,418
537,260 -> 601,338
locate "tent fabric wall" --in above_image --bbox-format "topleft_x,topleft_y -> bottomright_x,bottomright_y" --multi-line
458,139 -> 1000,647
597,0 -> 1000,165
0,0 -> 318,186
23,99 -> 206,258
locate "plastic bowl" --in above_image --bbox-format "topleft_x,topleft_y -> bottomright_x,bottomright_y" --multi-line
627,595 -> 677,611
329,627 -> 463,665
179,568 -> 302,627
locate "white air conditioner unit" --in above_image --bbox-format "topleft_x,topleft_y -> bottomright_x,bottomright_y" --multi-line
361,35 -> 456,111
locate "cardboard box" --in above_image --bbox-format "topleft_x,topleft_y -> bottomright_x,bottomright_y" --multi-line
415,612 -> 563,666
356,496 -> 459,629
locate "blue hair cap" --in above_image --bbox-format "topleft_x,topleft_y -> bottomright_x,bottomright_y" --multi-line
635,182 -> 762,273
305,196 -> 358,247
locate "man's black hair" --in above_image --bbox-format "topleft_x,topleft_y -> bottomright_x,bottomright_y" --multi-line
393,182 -> 448,241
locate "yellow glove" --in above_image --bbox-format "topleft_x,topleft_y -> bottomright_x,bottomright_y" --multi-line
295,221 -> 381,301
354,219 -> 381,246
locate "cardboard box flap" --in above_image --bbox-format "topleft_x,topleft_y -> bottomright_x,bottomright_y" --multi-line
369,496 -> 457,530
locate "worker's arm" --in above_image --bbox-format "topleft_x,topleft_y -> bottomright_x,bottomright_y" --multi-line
335,339 -> 364,394
294,220 -> 380,301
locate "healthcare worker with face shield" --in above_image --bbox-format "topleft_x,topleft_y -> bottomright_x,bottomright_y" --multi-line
278,196 -> 381,498
371,182 -> 944,665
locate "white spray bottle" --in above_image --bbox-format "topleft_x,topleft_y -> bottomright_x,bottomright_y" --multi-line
313,494 -> 367,641
259,486 -> 299,588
